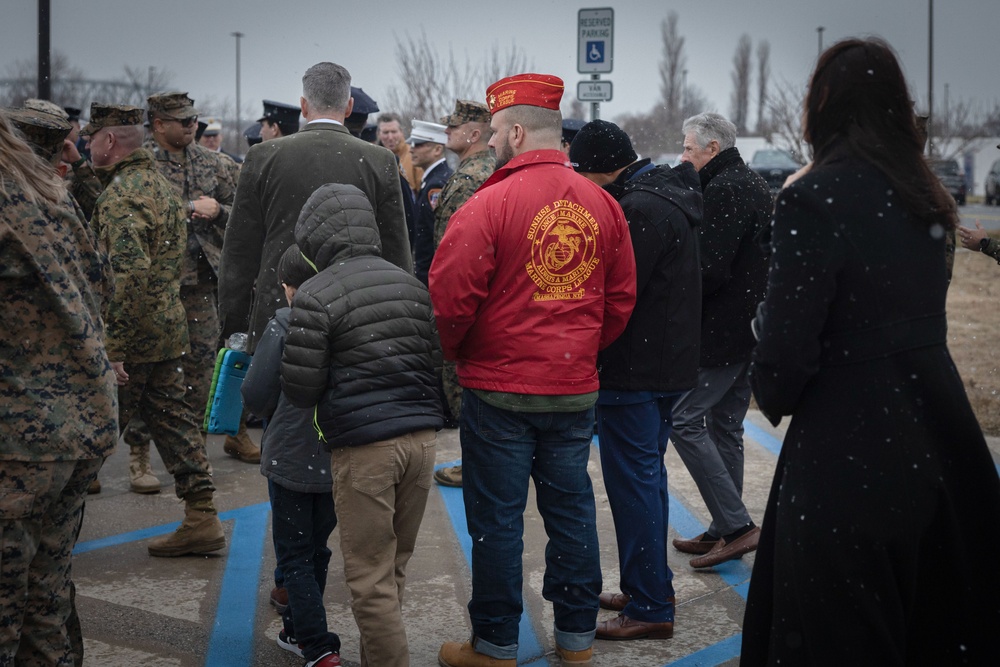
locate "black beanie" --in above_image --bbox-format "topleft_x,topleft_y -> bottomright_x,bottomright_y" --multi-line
569,119 -> 638,174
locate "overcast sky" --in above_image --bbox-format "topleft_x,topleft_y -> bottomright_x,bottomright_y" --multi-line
3,0 -> 998,129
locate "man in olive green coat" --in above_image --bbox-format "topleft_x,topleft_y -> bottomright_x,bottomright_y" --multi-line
218,61 -> 411,351
85,103 -> 225,558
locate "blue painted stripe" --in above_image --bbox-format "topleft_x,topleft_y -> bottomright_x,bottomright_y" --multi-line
742,419 -> 783,457
74,521 -> 180,554
666,633 -> 743,667
206,503 -> 270,667
435,460 -> 546,664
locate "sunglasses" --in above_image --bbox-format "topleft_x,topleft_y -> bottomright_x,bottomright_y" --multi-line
162,116 -> 198,128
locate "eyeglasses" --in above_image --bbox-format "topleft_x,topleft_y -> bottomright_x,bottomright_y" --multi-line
162,116 -> 198,128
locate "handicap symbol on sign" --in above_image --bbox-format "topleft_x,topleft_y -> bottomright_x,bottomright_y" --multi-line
586,41 -> 604,63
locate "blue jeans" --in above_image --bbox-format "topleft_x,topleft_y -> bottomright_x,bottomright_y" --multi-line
460,390 -> 600,659
596,392 -> 682,623
270,482 -> 339,660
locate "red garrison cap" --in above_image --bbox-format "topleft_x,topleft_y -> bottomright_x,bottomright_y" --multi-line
486,73 -> 564,114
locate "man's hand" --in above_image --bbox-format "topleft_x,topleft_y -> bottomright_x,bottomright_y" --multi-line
62,139 -> 81,165
958,220 -> 988,251
111,361 -> 129,386
191,196 -> 221,220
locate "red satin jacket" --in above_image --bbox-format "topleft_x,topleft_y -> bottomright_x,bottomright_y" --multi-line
429,149 -> 636,395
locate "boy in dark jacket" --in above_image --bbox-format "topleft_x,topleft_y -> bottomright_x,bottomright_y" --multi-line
281,183 -> 443,667
241,245 -> 342,667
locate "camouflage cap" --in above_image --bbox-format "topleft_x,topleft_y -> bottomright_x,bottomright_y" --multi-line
147,91 -> 199,119
3,107 -> 72,160
24,98 -> 70,120
439,100 -> 491,127
80,103 -> 145,136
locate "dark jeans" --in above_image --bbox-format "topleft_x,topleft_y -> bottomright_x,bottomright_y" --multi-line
270,482 -> 339,660
596,392 -> 682,623
460,390 -> 600,658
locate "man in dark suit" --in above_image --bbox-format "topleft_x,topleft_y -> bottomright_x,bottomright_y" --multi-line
218,61 -> 411,351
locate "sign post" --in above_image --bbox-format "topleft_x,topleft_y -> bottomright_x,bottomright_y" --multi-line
577,7 -> 613,120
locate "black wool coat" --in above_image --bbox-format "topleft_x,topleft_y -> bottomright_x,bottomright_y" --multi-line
742,155 -> 1000,666
696,147 -> 772,367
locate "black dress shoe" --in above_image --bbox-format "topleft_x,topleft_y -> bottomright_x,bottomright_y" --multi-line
596,614 -> 673,640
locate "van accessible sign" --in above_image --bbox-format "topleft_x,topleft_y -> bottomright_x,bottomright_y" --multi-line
578,8 -> 613,74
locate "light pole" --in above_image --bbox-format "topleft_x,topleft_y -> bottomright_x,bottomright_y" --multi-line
816,26 -> 825,58
231,31 -> 244,151
927,0 -> 934,155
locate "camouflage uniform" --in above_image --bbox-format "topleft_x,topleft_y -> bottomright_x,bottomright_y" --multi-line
90,145 -> 216,500
0,156 -> 117,665
433,148 -> 495,420
124,92 -> 237,454
68,160 -> 102,219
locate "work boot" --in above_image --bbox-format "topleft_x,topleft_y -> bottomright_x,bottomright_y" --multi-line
87,478 -> 101,494
148,493 -> 226,557
128,445 -> 161,494
438,641 -> 515,667
223,421 -> 261,463
556,645 -> 593,667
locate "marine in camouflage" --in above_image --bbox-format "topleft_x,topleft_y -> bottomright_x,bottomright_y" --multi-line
90,147 -> 214,499
1,156 -> 116,664
433,149 -> 495,419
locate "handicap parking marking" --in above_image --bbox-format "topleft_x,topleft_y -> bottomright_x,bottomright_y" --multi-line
75,502 -> 270,667
435,459 -> 548,666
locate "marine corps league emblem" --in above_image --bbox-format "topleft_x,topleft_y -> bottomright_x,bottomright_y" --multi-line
525,199 -> 600,301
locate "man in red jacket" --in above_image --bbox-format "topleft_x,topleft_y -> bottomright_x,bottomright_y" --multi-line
431,73 -> 636,667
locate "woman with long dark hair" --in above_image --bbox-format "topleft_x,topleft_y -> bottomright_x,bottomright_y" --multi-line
741,38 -> 1000,665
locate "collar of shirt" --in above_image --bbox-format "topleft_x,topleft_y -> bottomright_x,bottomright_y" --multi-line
420,158 -> 448,189
307,118 -> 344,126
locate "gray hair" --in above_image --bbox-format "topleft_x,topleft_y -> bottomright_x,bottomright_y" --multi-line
111,124 -> 144,152
682,112 -> 737,150
302,62 -> 351,114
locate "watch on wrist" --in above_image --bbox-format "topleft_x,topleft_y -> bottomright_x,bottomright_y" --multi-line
980,237 -> 990,252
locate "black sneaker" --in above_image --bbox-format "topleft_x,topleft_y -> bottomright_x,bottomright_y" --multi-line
277,629 -> 303,657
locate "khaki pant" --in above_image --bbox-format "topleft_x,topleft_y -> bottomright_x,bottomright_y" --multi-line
331,430 -> 436,667
0,458 -> 102,666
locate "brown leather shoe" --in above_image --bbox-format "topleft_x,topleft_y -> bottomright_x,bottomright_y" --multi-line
690,526 -> 761,568
596,613 -> 674,640
270,586 -> 288,613
598,591 -> 630,611
434,465 -> 463,487
672,532 -> 719,555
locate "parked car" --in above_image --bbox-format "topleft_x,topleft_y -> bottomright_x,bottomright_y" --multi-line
930,159 -> 966,206
748,149 -> 801,194
985,158 -> 1000,206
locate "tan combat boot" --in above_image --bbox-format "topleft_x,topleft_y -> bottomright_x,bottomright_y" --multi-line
555,646 -> 592,667
223,421 -> 261,463
438,641 -> 515,667
147,492 -> 226,557
128,444 -> 161,494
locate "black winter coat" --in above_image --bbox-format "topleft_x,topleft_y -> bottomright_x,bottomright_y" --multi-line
743,156 -> 1000,665
280,183 -> 443,449
598,159 -> 703,391
697,147 -> 772,367
413,160 -> 453,286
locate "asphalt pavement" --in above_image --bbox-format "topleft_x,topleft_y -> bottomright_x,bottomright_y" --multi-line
73,412 -> 1000,667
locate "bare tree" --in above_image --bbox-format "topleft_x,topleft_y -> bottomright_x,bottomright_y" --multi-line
755,40 -> 771,135
657,12 -> 685,125
384,31 -> 529,129
1,51 -> 85,106
763,76 -> 807,161
930,97 -> 993,160
729,34 -> 752,134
